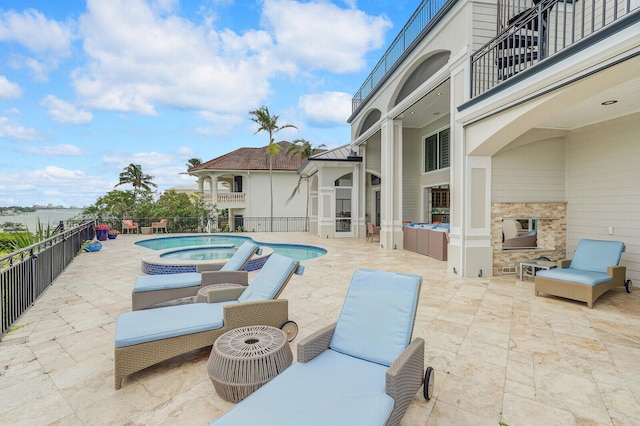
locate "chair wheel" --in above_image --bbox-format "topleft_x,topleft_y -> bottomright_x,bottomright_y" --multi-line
625,279 -> 632,293
280,320 -> 298,341
423,366 -> 434,400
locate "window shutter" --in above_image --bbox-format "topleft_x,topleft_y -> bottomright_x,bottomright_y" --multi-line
439,129 -> 450,168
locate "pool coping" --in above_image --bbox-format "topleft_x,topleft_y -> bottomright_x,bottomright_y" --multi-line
141,245 -> 275,275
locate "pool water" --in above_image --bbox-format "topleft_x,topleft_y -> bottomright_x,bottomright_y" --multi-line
137,235 -> 327,261
160,247 -> 238,261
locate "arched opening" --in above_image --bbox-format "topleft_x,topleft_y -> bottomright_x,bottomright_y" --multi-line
394,51 -> 450,107
358,109 -> 381,137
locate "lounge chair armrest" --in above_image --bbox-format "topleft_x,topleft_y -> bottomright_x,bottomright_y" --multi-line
385,338 -> 425,423
608,265 -> 626,282
223,299 -> 289,330
196,264 -> 224,272
201,271 -> 249,286
207,287 -> 246,303
297,324 -> 336,363
558,259 -> 571,268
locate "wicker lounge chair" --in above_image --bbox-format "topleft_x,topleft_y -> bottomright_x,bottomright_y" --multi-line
535,238 -> 631,308
131,242 -> 260,310
209,268 -> 433,426
151,218 -> 168,233
114,253 -> 304,389
121,219 -> 139,234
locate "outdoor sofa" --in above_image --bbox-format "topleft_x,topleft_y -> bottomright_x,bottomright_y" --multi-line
535,238 -> 631,308
209,268 -> 433,426
114,253 -> 304,389
131,241 -> 260,310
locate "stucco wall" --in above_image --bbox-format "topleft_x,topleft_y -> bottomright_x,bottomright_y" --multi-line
242,171 -> 308,218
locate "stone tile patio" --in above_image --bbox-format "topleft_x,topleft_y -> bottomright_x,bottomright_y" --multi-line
1,232 -> 640,425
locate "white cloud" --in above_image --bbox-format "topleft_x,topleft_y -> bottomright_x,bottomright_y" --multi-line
102,151 -> 177,168
23,144 -> 83,156
299,91 -> 352,127
0,76 -> 23,99
261,0 -> 392,73
71,0 -> 390,127
0,9 -> 73,54
73,0 -> 276,117
41,95 -> 93,124
176,146 -> 196,156
0,116 -> 40,141
197,111 -> 245,136
0,166 -> 113,207
0,9 -> 74,79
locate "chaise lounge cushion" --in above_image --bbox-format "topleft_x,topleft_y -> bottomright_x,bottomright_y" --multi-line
237,254 -> 300,303
329,269 -> 421,367
133,272 -> 201,293
535,268 -> 612,286
115,301 -> 237,347
211,349 -> 393,426
568,239 -> 625,273
220,242 -> 259,271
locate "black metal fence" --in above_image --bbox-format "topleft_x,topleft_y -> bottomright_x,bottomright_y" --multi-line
1,220 -> 95,338
72,216 -> 310,234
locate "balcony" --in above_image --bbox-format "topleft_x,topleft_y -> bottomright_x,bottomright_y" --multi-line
351,0 -> 452,114
216,192 -> 246,207
470,0 -> 640,98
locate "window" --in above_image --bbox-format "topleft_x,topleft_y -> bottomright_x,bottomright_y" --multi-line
424,128 -> 450,172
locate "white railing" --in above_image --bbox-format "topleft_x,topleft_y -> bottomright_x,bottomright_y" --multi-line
217,192 -> 246,205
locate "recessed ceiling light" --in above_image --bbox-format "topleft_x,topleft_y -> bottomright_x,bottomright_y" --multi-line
410,111 -> 415,114
436,92 -> 442,96
601,100 -> 618,105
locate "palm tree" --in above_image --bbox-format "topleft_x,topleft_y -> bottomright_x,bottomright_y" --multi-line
114,163 -> 157,201
285,139 -> 326,231
181,158 -> 202,175
249,106 -> 297,231
186,158 -> 201,169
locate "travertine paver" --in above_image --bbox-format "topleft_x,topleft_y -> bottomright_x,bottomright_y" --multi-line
1,232 -> 640,425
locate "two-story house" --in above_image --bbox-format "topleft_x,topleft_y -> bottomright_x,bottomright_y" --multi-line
189,141 -> 309,231
299,0 -> 639,279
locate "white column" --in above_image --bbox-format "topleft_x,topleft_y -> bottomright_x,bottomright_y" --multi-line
380,118 -> 403,250
210,176 -> 218,206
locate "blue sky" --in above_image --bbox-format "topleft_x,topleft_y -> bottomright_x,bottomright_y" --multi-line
0,0 -> 417,207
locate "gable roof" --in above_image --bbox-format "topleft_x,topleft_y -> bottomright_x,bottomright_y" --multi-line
189,141 -> 303,172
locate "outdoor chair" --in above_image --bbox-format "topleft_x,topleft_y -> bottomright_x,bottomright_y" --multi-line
114,253 -> 304,389
209,268 -> 433,426
367,222 -> 381,242
131,242 -> 260,310
535,238 -> 632,308
151,218 -> 168,233
121,219 -> 139,234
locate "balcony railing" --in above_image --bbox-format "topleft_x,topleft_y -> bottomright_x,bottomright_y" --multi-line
217,192 -> 246,205
351,0 -> 451,113
1,220 -> 95,338
471,0 -> 639,97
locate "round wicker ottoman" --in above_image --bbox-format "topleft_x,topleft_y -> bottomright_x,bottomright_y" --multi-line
207,325 -> 293,402
194,283 -> 244,303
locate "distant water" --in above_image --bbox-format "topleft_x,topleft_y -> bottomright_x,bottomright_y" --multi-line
0,209 -> 84,231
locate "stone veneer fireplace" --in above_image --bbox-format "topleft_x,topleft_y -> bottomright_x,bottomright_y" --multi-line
492,202 -> 567,276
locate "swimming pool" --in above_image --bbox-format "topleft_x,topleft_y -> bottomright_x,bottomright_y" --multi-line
137,235 -> 327,261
